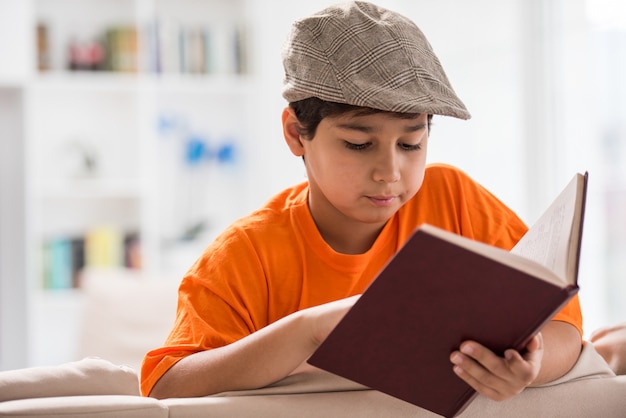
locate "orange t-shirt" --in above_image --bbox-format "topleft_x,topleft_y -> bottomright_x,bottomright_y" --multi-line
140,164 -> 583,396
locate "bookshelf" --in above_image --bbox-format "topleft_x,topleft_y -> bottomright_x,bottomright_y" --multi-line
0,0 -> 263,367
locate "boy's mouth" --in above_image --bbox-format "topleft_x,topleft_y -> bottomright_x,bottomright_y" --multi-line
367,195 -> 397,207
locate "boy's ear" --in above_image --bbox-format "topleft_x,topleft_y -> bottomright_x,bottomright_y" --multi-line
282,107 -> 305,157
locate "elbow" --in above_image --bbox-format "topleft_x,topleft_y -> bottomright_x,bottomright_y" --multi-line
146,370 -> 195,399
147,378 -> 176,400
147,385 -> 169,400
534,321 -> 583,385
147,376 -> 205,399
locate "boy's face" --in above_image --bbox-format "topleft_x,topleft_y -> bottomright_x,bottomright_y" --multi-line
299,110 -> 429,231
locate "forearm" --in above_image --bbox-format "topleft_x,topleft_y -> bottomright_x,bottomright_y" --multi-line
149,310 -> 316,399
531,320 -> 582,386
149,296 -> 357,399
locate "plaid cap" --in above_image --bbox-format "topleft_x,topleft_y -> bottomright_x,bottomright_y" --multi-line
281,1 -> 470,119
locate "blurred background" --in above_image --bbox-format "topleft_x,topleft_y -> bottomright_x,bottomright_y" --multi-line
0,0 -> 625,371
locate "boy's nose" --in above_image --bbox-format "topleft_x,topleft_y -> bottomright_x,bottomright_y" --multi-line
372,151 -> 400,183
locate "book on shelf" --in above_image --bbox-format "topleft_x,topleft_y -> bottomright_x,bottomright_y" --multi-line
42,227 -> 141,290
307,172 -> 588,418
37,17 -> 247,75
84,225 -> 124,268
42,236 -> 85,290
104,26 -> 138,72
44,238 -> 72,290
36,23 -> 50,71
153,19 -> 246,75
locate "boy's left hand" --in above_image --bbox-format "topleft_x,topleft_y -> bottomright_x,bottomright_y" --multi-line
450,333 -> 544,401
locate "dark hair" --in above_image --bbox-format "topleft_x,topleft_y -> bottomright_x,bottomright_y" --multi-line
289,97 -> 433,139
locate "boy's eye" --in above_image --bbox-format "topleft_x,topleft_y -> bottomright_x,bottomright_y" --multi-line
343,141 -> 422,151
399,142 -> 422,151
343,141 -> 371,151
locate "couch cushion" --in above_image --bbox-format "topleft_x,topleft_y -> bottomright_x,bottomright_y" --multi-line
164,374 -> 626,418
0,357 -> 140,402
163,343 -> 626,418
0,395 -> 168,418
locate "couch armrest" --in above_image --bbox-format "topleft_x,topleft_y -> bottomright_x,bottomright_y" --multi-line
0,395 -> 168,418
0,357 -> 140,402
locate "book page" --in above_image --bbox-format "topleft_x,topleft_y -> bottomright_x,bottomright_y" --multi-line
510,174 -> 585,285
416,173 -> 586,289
419,224 -> 565,287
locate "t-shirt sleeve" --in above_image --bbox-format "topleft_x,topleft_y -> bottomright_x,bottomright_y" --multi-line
447,166 -> 584,338
551,294 -> 584,337
414,164 -> 529,250
140,227 -> 269,396
417,165 -> 584,339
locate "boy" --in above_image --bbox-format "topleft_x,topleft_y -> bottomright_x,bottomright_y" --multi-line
141,1 -> 583,402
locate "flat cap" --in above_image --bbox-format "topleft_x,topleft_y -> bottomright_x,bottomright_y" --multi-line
282,1 -> 470,119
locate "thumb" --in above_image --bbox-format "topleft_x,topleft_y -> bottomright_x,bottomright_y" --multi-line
523,333 -> 544,360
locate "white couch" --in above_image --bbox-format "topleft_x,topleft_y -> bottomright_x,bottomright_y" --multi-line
1,269 -> 625,417
1,344 -> 625,418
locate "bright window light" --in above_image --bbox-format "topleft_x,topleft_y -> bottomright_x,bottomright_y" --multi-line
586,0 -> 626,29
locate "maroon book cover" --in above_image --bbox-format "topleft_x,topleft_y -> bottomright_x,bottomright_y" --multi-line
307,226 -> 580,417
309,173 -> 587,417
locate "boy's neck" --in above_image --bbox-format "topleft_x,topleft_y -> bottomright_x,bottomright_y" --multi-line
312,211 -> 387,255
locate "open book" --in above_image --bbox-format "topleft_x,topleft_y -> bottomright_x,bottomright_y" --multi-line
307,172 -> 588,418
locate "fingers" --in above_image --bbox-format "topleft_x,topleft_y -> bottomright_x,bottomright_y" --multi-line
450,335 -> 543,401
450,344 -> 512,401
522,333 -> 543,364
450,342 -> 523,401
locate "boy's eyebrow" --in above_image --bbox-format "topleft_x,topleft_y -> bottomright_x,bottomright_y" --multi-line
335,121 -> 427,134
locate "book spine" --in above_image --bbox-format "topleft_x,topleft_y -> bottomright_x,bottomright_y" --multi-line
41,228 -> 141,290
49,18 -> 246,75
70,237 -> 85,288
84,225 -> 124,268
46,238 -> 73,290
511,287 -> 579,352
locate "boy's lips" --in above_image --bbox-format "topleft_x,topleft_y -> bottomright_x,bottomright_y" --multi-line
367,195 -> 397,206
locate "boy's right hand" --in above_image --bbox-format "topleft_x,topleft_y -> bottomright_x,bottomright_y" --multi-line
304,295 -> 360,347
450,333 -> 544,401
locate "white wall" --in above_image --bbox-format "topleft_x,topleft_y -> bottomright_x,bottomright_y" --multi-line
247,0 -> 532,218
0,0 -> 31,370
0,89 -> 28,370
1,0 -> 622,369
246,0 -> 615,337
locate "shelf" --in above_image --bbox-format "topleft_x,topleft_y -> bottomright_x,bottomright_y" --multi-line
31,71 -> 253,94
149,73 -> 255,95
35,178 -> 144,199
32,71 -> 146,92
33,286 -> 83,301
2,0 -> 260,370
0,77 -> 27,89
